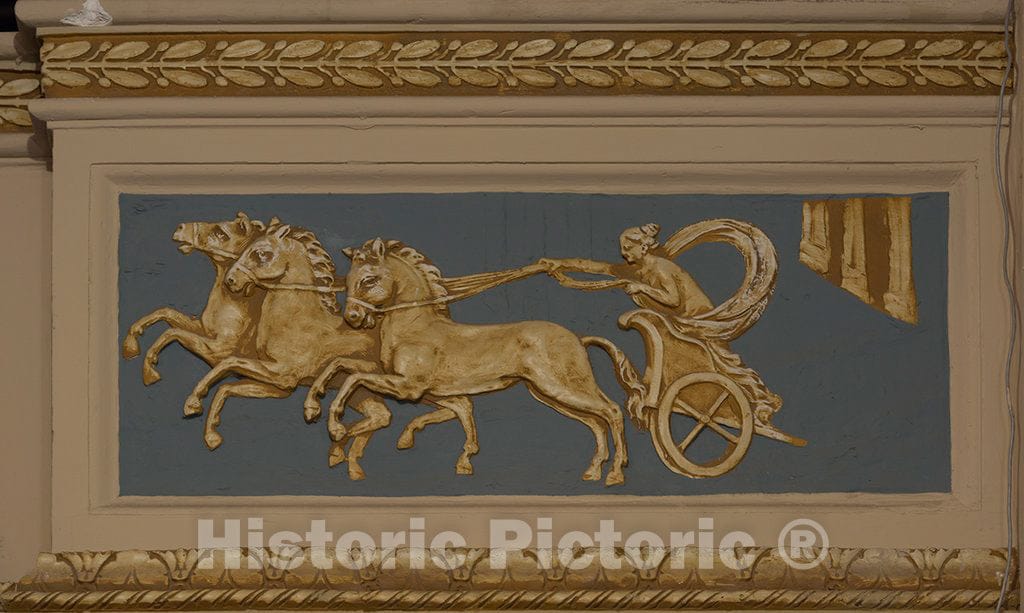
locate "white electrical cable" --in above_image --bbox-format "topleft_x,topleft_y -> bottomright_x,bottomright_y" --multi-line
994,0 -> 1018,611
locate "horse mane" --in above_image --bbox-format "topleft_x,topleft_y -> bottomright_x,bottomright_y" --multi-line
377,240 -> 451,317
289,227 -> 340,314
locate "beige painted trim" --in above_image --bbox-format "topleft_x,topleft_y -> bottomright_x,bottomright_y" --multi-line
43,119 -> 997,552
15,0 -> 1015,29
26,96 -> 1011,125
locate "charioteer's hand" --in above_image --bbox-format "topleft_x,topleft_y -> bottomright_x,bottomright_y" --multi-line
624,282 -> 647,296
537,258 -> 564,273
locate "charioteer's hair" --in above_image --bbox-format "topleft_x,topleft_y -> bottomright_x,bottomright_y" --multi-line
623,223 -> 661,251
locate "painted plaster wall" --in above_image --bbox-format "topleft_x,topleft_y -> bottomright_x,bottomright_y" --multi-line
0,161 -> 51,580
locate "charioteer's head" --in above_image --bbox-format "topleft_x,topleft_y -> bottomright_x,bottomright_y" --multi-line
172,212 -> 267,262
619,223 -> 660,264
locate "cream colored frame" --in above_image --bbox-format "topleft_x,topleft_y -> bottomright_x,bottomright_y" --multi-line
41,100 -> 1005,553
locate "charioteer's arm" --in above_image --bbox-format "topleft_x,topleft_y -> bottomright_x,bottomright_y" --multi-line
625,281 -> 681,308
625,266 -> 682,308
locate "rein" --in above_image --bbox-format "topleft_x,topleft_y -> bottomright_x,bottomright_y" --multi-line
346,294 -> 460,314
230,260 -> 348,294
187,223 -> 240,260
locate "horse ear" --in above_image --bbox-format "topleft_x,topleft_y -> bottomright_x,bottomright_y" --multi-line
273,224 -> 291,239
370,237 -> 386,258
341,246 -> 356,260
235,212 -> 251,233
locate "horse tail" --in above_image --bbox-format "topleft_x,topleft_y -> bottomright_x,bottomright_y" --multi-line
581,336 -> 648,431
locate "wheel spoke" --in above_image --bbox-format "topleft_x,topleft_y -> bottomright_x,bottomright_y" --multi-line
706,390 -> 731,419
677,422 -> 705,454
672,399 -> 700,418
705,420 -> 740,444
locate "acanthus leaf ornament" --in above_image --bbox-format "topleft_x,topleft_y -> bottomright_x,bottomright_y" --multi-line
0,547 -> 1016,611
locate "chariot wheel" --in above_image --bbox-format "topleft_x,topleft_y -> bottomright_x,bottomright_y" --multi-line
652,372 -> 754,479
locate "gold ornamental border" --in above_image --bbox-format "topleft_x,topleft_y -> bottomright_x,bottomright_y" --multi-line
0,69 -> 41,131
0,547 -> 1016,611
38,32 -> 1011,98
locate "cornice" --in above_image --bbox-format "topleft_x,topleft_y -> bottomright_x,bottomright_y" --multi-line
0,547 -> 1017,611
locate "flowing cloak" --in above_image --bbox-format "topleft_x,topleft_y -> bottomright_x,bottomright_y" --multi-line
437,218 -> 782,420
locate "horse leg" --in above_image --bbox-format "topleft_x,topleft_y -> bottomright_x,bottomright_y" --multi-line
434,396 -> 477,475
327,373 -> 426,443
525,383 -> 609,482
543,386 -> 626,486
185,357 -> 288,417
123,307 -> 201,359
304,356 -> 379,424
397,406 -> 457,450
141,328 -> 228,386
204,379 -> 291,450
334,390 -> 393,480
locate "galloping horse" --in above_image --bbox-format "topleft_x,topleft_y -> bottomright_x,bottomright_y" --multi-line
122,212 -> 271,388
307,238 -> 630,486
186,224 -> 475,480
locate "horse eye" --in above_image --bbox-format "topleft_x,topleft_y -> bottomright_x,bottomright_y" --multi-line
252,249 -> 271,264
211,227 -> 228,242
360,275 -> 378,288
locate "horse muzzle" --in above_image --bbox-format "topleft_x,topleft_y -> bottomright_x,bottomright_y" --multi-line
225,268 -> 256,296
344,304 -> 376,329
173,223 -> 196,254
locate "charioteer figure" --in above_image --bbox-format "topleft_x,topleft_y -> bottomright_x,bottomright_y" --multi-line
539,222 -> 783,428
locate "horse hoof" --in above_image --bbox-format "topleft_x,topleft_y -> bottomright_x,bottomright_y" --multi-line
456,460 -> 474,476
328,444 -> 346,468
348,465 -> 366,481
142,362 -> 161,386
396,431 -> 415,450
604,471 -> 625,487
204,431 -> 223,451
303,402 -> 321,424
582,468 -> 602,481
328,421 -> 348,443
122,336 -> 140,360
183,397 -> 203,417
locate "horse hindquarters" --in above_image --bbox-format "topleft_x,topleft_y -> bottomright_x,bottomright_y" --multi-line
512,322 -> 629,485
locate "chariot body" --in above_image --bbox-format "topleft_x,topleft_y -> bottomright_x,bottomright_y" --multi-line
618,308 -> 805,478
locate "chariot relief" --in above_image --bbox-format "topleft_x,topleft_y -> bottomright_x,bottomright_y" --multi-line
122,211 -> 806,485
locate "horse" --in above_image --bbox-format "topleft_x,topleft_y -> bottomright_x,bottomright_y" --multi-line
186,224 -> 476,480
306,238 -> 631,486
121,212 -> 271,389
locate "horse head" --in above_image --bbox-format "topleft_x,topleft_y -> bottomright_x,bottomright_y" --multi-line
341,238 -> 391,329
226,224 -> 341,314
225,223 -> 298,296
172,212 -> 270,261
342,238 -> 449,329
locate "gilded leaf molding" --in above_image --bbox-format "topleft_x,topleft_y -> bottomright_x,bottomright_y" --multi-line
38,32 -> 1011,97
0,70 -> 41,131
0,547 -> 1016,610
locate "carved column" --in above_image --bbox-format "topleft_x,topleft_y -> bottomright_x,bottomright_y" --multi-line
882,197 -> 918,324
799,200 -> 830,275
840,197 -> 870,303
